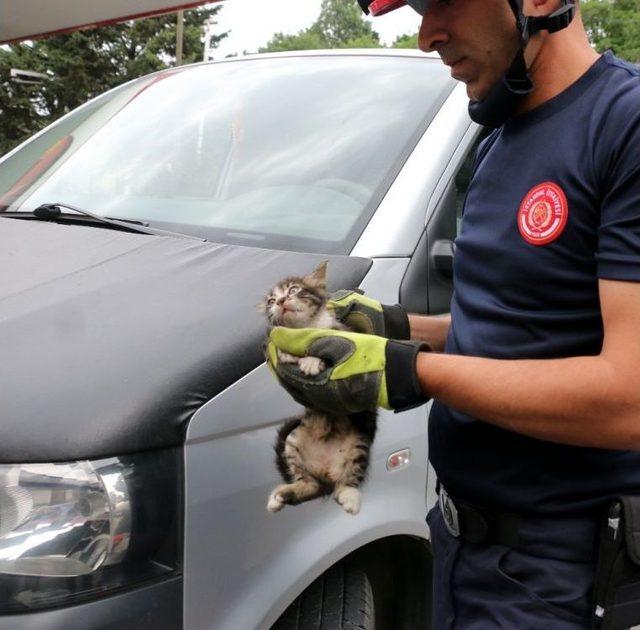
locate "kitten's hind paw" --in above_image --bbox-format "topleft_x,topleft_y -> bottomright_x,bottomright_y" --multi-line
298,356 -> 325,376
334,487 -> 361,515
267,489 -> 286,513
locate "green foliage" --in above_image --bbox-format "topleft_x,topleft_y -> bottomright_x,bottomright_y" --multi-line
314,0 -> 379,47
346,34 -> 383,49
582,0 -> 640,62
392,33 -> 420,49
0,7 -> 228,155
259,26 -> 328,53
260,0 -> 380,52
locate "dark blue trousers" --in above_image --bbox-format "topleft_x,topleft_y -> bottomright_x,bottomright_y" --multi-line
427,504 -> 598,629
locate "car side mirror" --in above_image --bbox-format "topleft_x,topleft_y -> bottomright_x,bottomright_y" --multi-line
431,239 -> 456,280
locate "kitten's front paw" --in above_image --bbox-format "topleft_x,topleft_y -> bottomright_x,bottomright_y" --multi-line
298,356 -> 325,376
267,488 -> 286,513
277,350 -> 300,364
334,487 -> 361,515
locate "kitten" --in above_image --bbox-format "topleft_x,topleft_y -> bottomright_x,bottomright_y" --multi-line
259,261 -> 377,516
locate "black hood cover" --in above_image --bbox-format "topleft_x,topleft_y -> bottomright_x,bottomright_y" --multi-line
0,219 -> 371,463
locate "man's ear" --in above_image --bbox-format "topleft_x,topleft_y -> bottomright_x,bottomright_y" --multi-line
304,260 -> 328,289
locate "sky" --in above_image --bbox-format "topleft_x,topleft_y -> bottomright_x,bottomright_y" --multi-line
210,0 -> 422,59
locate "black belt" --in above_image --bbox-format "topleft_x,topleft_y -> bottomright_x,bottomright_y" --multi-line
437,485 -> 522,547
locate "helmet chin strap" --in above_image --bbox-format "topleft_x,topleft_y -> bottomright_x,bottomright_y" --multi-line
468,0 -> 576,128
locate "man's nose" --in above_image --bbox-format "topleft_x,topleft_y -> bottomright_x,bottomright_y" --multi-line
418,11 -> 449,53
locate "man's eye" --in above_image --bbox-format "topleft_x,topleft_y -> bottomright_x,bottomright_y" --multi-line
288,286 -> 300,295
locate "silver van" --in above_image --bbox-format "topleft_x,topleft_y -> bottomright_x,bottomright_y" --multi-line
0,50 -> 481,629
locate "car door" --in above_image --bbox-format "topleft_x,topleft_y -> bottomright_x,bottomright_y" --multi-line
398,123 -> 490,510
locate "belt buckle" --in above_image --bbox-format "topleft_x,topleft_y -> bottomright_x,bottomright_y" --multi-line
439,487 -> 460,538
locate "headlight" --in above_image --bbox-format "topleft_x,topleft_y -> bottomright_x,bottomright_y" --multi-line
0,448 -> 181,613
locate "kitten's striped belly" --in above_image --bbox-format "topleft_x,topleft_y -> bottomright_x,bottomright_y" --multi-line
287,414 -> 362,484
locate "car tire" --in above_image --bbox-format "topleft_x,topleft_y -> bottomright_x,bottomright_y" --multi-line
272,562 -> 375,630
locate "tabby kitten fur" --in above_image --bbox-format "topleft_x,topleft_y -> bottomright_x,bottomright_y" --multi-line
260,261 -> 377,515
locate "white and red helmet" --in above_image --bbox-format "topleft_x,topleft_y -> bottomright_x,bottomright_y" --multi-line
357,0 -> 429,17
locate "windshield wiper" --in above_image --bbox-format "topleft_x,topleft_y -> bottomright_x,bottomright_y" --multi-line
105,216 -> 149,227
22,202 -> 204,241
32,203 -> 156,235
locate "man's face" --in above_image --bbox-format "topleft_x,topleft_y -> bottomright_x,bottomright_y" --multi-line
418,0 -> 520,101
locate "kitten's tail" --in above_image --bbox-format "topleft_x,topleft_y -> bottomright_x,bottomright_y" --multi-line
274,416 -> 302,482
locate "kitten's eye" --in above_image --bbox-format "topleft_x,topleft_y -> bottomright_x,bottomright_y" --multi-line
267,297 -> 276,306
288,286 -> 300,296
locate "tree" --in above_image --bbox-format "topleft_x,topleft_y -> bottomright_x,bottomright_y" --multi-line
314,0 -> 380,47
0,6 -> 228,155
260,0 -> 380,53
582,0 -> 640,62
392,33 -> 420,49
259,27 -> 328,53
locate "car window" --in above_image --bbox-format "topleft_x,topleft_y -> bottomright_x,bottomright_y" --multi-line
454,127 -> 492,235
1,56 -> 454,254
0,75 -> 169,209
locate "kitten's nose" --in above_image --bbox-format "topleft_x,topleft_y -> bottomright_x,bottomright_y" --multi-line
277,297 -> 286,306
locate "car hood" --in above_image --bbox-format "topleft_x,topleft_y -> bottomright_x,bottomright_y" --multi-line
0,219 -> 371,463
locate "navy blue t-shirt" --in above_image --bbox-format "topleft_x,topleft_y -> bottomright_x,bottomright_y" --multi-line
429,52 -> 640,515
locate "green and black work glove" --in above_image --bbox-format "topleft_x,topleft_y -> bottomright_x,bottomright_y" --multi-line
327,290 -> 411,339
266,327 -> 429,414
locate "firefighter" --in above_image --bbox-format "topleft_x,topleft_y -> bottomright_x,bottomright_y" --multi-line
267,0 -> 640,626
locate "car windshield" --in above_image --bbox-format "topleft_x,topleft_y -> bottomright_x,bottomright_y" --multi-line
0,54 -> 453,254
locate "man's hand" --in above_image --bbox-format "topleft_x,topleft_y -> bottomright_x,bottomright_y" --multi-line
327,290 -> 411,339
266,327 -> 428,414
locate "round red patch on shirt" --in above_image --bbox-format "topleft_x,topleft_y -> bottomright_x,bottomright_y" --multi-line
518,182 -> 569,246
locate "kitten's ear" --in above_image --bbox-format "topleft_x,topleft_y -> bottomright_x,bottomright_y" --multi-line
305,260 -> 328,289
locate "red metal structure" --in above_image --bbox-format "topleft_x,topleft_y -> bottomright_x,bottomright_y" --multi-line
0,0 -> 222,45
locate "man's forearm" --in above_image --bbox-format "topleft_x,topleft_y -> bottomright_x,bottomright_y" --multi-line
408,313 -> 450,352
416,351 -> 640,450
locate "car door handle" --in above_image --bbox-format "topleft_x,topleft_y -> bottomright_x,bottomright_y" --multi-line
431,239 -> 455,280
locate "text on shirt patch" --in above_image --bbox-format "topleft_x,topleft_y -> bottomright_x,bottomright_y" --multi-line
518,182 -> 569,246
